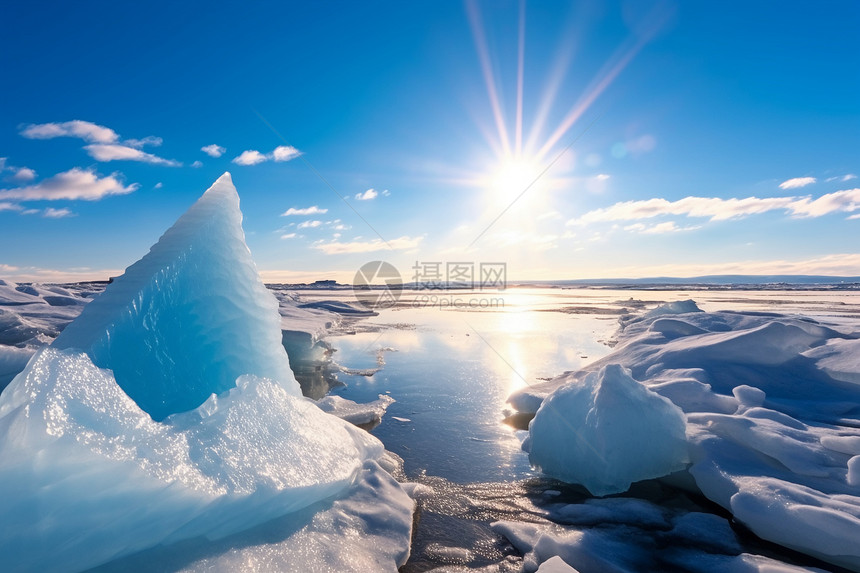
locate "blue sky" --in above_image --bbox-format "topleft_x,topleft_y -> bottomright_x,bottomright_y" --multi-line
1,1 -> 858,283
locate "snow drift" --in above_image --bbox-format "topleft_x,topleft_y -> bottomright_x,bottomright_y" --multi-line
514,301 -> 860,571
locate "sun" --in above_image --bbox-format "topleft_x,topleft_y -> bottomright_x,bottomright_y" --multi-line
487,156 -> 543,202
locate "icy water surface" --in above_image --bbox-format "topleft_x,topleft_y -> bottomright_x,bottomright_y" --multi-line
293,287 -> 860,483
329,302 -> 618,481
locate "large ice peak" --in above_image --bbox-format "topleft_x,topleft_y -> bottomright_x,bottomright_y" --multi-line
53,172 -> 299,420
0,174 -> 397,572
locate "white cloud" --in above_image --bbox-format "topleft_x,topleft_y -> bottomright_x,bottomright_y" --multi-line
191,160 -> 203,168
9,167 -> 36,182
232,150 -> 268,166
201,144 -> 226,158
43,207 -> 74,218
85,144 -> 181,166
314,235 -> 422,254
297,220 -> 322,229
788,188 -> 860,218
595,173 -> 610,181
0,201 -> 22,212
355,188 -> 378,201
280,233 -> 297,239
124,136 -> 162,148
154,182 -> 163,189
382,189 -> 391,196
624,221 -> 700,234
569,189 -> 860,226
0,168 -> 138,201
20,120 -> 119,144
779,176 -> 816,190
232,146 -> 302,166
272,145 -> 301,162
827,174 -> 858,183
281,205 -> 327,216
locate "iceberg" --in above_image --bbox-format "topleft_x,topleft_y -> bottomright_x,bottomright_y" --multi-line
0,173 -> 411,572
52,173 -> 298,420
525,364 -> 689,496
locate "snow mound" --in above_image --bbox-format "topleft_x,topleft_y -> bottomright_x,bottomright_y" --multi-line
53,173 -> 298,421
644,299 -> 702,318
0,173 -> 412,572
511,305 -> 860,571
526,364 -> 689,496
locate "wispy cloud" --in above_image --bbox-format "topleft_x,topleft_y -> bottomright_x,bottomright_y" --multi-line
281,205 -> 327,216
314,235 -> 423,254
232,145 -> 302,166
201,144 -> 226,157
779,176 -> 816,190
297,220 -> 322,229
19,120 -> 119,144
84,144 -> 181,166
569,189 -> 860,225
826,174 -> 857,183
42,207 -> 74,218
280,233 -> 297,239
124,136 -> 162,148
624,221 -> 701,234
0,168 -> 138,201
0,201 -> 22,212
191,160 -> 203,168
355,188 -> 378,201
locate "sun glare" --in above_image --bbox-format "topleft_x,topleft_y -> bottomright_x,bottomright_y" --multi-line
489,157 -> 543,200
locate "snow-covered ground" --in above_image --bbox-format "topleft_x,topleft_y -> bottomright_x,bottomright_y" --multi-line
512,300 -> 860,572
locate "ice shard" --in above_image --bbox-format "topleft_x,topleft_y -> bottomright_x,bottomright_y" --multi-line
0,174 -> 392,572
53,172 -> 299,420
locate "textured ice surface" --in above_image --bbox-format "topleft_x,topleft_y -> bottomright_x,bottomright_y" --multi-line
0,174 -> 412,572
53,173 -> 298,420
316,393 -> 395,426
526,364 -> 689,496
511,302 -> 860,571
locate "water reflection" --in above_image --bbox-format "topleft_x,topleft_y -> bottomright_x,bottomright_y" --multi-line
291,287 -> 860,483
